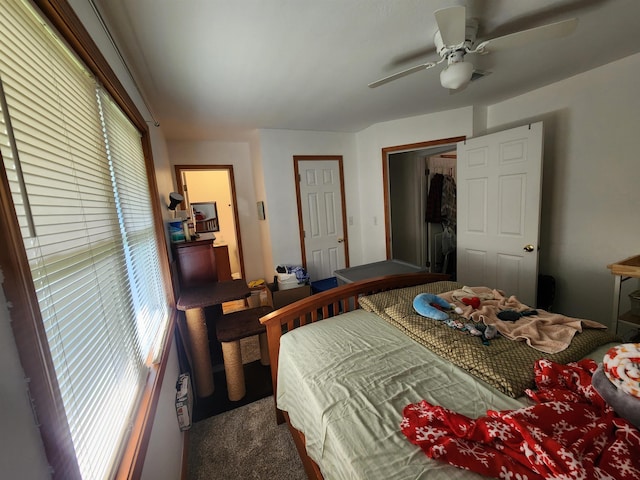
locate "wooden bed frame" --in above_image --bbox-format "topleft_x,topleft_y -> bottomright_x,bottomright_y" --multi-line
259,272 -> 449,480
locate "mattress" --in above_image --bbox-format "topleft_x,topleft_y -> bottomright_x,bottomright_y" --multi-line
276,308 -> 617,480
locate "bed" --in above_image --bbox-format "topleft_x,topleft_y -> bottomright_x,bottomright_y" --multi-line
258,273 -> 623,480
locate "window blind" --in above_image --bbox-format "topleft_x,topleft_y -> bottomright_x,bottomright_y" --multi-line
0,1 -> 169,478
97,89 -> 168,361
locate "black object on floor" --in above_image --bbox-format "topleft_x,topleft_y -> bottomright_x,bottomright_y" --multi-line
192,360 -> 273,423
537,274 -> 556,310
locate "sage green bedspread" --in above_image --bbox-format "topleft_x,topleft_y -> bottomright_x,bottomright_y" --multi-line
277,306 -> 617,480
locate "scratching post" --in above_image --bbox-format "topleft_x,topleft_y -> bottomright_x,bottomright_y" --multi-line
221,341 -> 246,401
215,305 -> 273,400
184,308 -> 215,397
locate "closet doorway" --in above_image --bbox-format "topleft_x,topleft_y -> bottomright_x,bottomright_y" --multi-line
383,136 -> 464,275
175,165 -> 245,280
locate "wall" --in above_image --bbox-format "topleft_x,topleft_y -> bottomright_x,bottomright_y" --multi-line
140,341 -> 183,480
258,129 -> 358,273
256,110 -> 474,277
354,107 -> 475,263
168,140 -> 264,282
248,131 -> 274,280
142,127 -> 185,480
0,270 -> 51,478
184,170 -> 241,276
486,53 -> 640,326
389,150 -> 424,265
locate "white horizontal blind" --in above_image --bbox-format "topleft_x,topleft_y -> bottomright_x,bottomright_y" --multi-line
98,89 -> 168,360
0,1 -> 168,478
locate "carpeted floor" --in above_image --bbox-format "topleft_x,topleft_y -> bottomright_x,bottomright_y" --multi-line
192,359 -> 273,421
188,395 -> 307,480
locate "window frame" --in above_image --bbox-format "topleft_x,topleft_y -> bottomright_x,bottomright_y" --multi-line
0,1 -> 177,478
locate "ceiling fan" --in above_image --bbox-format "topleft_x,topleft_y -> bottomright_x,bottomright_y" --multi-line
368,6 -> 578,91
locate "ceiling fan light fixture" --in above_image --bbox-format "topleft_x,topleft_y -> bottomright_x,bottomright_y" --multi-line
439,60 -> 474,89
369,7 -> 578,92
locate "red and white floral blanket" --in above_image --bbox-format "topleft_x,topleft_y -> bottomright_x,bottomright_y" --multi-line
401,359 -> 640,479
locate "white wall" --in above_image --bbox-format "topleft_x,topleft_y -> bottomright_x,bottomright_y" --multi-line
140,341 -> 183,480
248,131 -> 274,279
255,110 -> 474,277
167,140 -> 265,282
486,53 -> 640,325
167,112 -> 474,280
389,150 -> 424,265
258,129 -> 358,272
184,170 -> 242,276
354,107 -> 475,263
0,270 -> 51,478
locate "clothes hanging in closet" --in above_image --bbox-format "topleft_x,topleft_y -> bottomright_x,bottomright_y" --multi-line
426,173 -> 457,225
425,173 -> 444,222
440,174 -> 457,228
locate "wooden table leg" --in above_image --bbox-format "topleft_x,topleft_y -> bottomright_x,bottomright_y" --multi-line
184,307 -> 215,397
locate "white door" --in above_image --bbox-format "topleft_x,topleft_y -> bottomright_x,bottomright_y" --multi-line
297,159 -> 347,281
456,122 -> 543,306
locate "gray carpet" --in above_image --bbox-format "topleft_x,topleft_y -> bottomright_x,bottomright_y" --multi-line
188,395 -> 307,479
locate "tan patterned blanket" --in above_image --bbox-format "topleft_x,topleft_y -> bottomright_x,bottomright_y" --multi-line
358,281 -> 619,398
439,286 -> 608,354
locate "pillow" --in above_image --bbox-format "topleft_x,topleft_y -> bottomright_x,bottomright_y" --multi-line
412,293 -> 451,320
592,365 -> 640,428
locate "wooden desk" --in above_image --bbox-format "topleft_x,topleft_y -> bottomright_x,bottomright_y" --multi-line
176,280 -> 250,397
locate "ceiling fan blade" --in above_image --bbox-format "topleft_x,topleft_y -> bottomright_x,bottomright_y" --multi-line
475,17 -> 578,53
434,6 -> 466,46
368,62 -> 436,88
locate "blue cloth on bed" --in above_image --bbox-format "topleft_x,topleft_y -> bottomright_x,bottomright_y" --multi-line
413,293 -> 451,321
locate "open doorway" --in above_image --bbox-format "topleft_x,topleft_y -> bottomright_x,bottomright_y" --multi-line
382,136 -> 464,275
175,164 -> 245,280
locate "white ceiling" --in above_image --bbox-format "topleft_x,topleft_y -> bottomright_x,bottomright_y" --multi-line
94,0 -> 640,140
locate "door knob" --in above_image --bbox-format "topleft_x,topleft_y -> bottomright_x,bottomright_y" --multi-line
337,238 -> 344,243
523,244 -> 534,252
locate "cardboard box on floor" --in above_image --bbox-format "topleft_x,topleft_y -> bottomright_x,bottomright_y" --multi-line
266,282 -> 311,310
